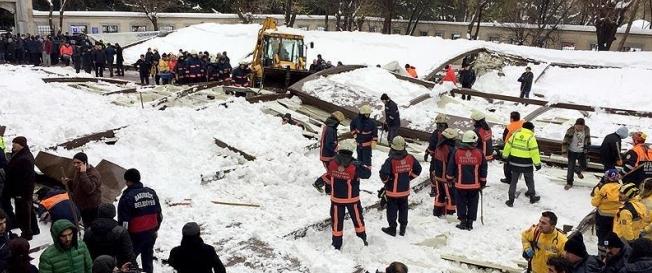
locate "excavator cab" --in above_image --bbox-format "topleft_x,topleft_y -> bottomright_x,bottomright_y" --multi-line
251,18 -> 313,90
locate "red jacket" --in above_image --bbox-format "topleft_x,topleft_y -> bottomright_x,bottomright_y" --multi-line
43,40 -> 53,54
406,66 -> 418,78
60,45 -> 73,57
442,67 -> 458,84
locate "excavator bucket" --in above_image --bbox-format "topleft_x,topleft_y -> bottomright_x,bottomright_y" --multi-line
262,67 -> 313,90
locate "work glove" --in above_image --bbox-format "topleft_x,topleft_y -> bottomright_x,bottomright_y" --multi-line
535,165 -> 542,171
616,160 -> 623,166
324,184 -> 332,195
371,141 -> 377,149
522,248 -> 534,260
423,153 -> 429,162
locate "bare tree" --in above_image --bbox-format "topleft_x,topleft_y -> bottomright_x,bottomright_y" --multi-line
592,0 -> 631,50
334,0 -> 371,31
122,0 -> 177,30
381,0 -> 395,34
501,0 -> 576,47
47,0 -> 55,34
617,0 -> 642,50
59,0 -> 68,31
466,0 -> 492,39
403,0 -> 435,35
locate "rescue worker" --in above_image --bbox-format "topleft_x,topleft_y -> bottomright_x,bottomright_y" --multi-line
562,118 -> 591,190
613,183 -> 647,242
424,113 -> 449,197
502,122 -> 541,207
471,112 -> 493,160
379,136 -> 422,236
501,111 -> 524,184
321,139 -> 371,250
405,64 -> 417,78
349,105 -> 378,167
427,128 -> 457,217
521,211 -> 568,273
36,187 -> 80,226
232,61 -> 252,87
314,111 -> 346,193
590,169 -> 622,258
563,233 -> 603,273
600,126 -> 628,171
622,132 -> 652,186
640,178 -> 652,240
381,94 -> 400,143
446,131 -> 487,230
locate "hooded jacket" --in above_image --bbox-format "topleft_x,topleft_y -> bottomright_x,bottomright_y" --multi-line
168,235 -> 226,273
39,220 -> 92,273
83,205 -> 135,266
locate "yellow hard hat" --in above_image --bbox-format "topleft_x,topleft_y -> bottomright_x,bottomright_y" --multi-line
435,113 -> 448,123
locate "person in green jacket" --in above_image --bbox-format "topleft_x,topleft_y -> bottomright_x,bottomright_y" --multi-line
39,219 -> 92,273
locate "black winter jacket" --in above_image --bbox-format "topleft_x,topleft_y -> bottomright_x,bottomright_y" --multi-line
600,132 -> 623,167
83,217 -> 136,266
168,235 -> 226,273
5,147 -> 35,198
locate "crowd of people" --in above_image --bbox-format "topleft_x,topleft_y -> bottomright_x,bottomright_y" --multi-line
0,136 -> 228,273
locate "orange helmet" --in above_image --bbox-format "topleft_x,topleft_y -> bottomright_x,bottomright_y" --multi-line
632,132 -> 647,144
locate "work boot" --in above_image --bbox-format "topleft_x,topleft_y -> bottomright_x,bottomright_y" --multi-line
433,207 -> 443,217
429,187 -> 436,197
399,225 -> 406,236
576,170 -> 584,179
466,221 -> 474,230
312,178 -> 324,193
500,178 -> 510,184
530,195 -> 541,204
382,226 -> 396,237
524,191 -> 532,198
505,199 -> 514,207
564,184 -> 573,190
455,220 -> 468,230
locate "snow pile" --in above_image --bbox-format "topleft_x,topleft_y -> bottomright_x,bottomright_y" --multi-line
124,23 -> 652,77
302,67 -> 430,110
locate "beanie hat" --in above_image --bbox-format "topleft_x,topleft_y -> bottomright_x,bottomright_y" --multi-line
575,118 -> 585,126
73,152 -> 88,163
381,93 -> 389,101
564,233 -> 588,258
604,232 -> 624,249
523,122 -> 535,130
92,255 -> 117,273
604,169 -> 620,182
124,168 -> 141,183
616,126 -> 629,139
182,222 -> 201,236
97,203 -> 116,219
12,136 -> 27,148
620,183 -> 639,199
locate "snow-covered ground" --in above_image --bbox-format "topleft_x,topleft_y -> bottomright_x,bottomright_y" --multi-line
1,64 -> 601,272
124,23 -> 652,77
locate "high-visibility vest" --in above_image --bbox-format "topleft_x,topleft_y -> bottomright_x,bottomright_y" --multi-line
505,120 -> 525,142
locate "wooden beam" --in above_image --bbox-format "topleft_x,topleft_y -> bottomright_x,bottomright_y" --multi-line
440,253 -> 522,273
50,126 -> 127,150
213,137 -> 256,161
102,88 -> 138,96
42,77 -> 131,85
245,93 -> 291,103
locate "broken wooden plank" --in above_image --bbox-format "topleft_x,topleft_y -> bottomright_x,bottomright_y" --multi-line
200,166 -> 240,184
214,138 -> 256,161
152,81 -> 222,108
102,88 -> 138,96
211,200 -> 260,207
246,93 -> 291,103
50,126 -> 127,150
42,77 -> 131,85
440,253 -> 522,273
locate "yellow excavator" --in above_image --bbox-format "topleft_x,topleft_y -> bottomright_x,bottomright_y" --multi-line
250,17 -> 313,89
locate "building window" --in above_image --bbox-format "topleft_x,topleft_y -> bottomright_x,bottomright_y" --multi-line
159,25 -> 174,31
489,36 -> 501,43
434,32 -> 444,38
131,25 -> 147,32
419,31 -> 428,36
102,25 -> 119,33
590,43 -> 599,51
369,26 -> 377,32
37,25 -> 51,35
70,25 -> 87,34
561,41 -> 575,50
451,33 -> 461,40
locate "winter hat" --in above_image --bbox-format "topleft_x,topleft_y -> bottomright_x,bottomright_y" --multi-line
182,222 -> 201,237
73,152 -> 88,163
629,238 -> 652,261
575,118 -> 585,126
381,93 -> 389,101
616,126 -> 629,139
92,255 -> 117,273
564,233 -> 588,258
97,203 -> 116,219
523,122 -> 535,130
124,168 -> 141,183
8,238 -> 31,261
604,232 -> 624,249
604,169 -> 620,182
620,183 -> 639,199
11,136 -> 27,147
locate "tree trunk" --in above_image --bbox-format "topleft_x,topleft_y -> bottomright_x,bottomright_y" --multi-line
324,6 -> 329,31
284,0 -> 293,26
151,16 -> 159,31
473,7 -> 483,40
382,0 -> 394,34
618,0 -> 642,51
405,6 -> 417,35
409,11 -> 423,35
48,4 -> 55,35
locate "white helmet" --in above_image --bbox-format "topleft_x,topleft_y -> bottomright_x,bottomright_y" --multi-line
441,128 -> 458,140
391,136 -> 406,151
359,105 -> 372,115
462,130 -> 478,143
338,139 -> 356,153
471,111 -> 485,121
